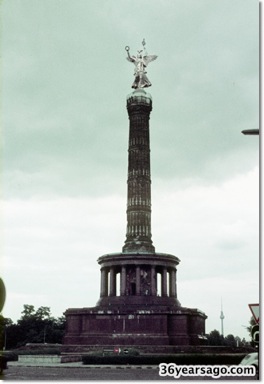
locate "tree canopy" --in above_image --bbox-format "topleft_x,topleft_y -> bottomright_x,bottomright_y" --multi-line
206,329 -> 249,347
0,305 -> 65,349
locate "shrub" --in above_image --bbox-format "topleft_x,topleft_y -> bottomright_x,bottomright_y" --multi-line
82,353 -> 247,366
82,355 -> 142,365
2,351 -> 18,362
0,356 -> 8,372
12,348 -> 61,356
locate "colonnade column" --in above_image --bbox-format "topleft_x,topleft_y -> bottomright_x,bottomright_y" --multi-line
121,266 -> 126,296
175,269 -> 177,297
161,267 -> 167,296
169,268 -> 177,297
100,268 -> 108,297
136,266 -> 141,295
151,266 -> 156,295
109,267 -> 116,296
100,264 -> 177,298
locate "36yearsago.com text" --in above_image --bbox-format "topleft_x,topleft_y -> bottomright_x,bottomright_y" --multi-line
159,363 -> 256,379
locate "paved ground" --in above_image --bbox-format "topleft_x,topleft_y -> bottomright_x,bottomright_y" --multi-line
1,362 -> 258,381
3,364 -> 166,381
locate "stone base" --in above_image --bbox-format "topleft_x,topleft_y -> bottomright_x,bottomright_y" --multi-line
63,305 -> 207,353
63,250 -> 207,353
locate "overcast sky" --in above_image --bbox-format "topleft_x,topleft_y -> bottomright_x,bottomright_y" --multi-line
1,0 -> 259,340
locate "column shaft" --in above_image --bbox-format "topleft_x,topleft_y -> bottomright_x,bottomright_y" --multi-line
100,268 -> 108,297
151,266 -> 156,295
161,267 -> 167,296
136,266 -> 141,295
121,266 -> 126,296
169,269 -> 177,297
109,267 -> 116,296
123,92 -> 155,253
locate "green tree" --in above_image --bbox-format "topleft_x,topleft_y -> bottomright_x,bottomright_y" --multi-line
4,305 -> 66,349
35,307 -> 52,321
20,305 -> 35,320
247,316 -> 257,335
247,316 -> 259,347
0,316 -> 13,349
224,334 -> 236,347
207,330 -> 225,346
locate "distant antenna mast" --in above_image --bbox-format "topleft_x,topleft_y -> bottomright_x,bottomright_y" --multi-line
220,298 -> 225,336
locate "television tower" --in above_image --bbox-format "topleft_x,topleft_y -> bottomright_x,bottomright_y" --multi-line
220,299 -> 225,336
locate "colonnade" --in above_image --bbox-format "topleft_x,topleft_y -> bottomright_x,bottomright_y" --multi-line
100,265 -> 177,298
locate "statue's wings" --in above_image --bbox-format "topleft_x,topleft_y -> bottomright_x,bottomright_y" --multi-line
143,55 -> 158,66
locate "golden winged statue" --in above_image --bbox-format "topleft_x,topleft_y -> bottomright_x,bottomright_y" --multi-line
125,39 -> 158,89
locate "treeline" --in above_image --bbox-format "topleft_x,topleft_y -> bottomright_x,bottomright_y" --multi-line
207,316 -> 256,347
0,305 -> 65,350
206,329 -> 249,347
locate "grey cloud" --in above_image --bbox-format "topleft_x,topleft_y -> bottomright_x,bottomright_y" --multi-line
2,0 -> 258,199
